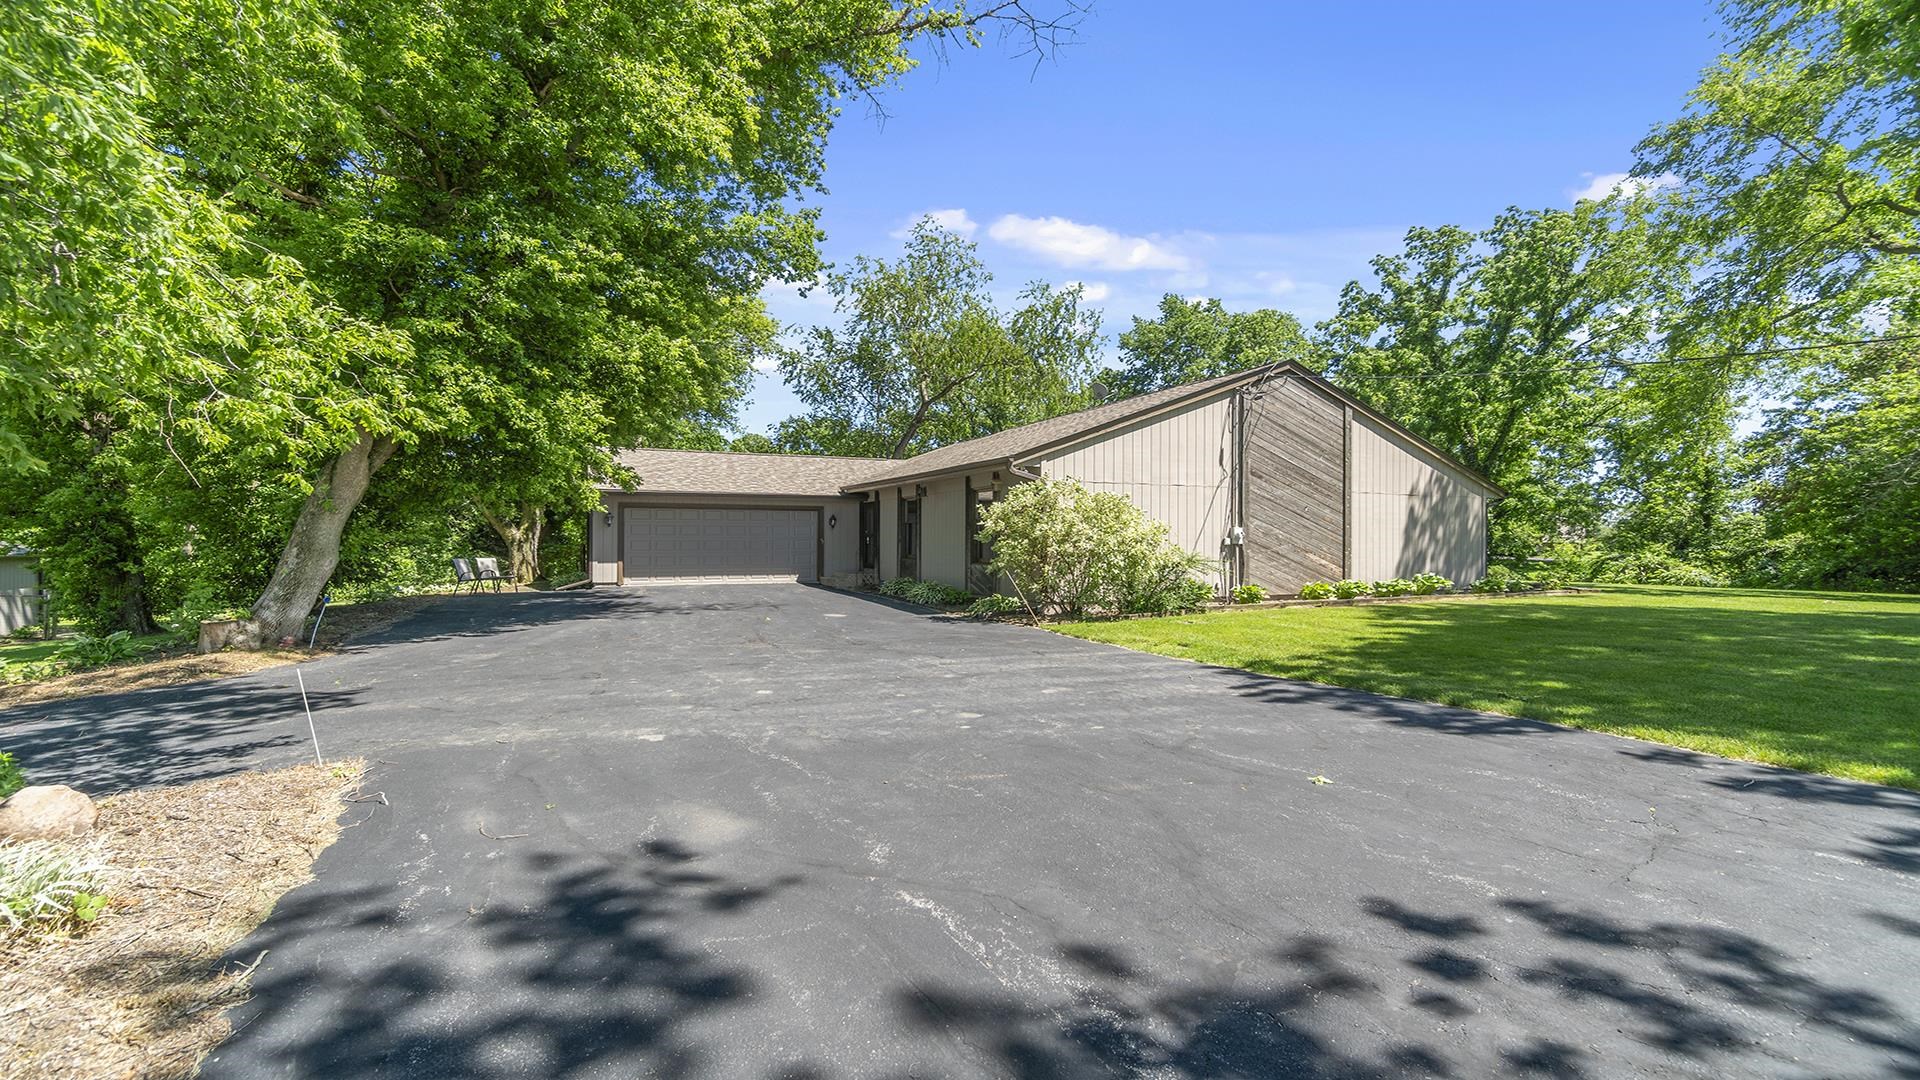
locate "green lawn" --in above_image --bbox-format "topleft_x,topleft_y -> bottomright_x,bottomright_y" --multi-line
0,629 -> 181,670
1055,585 -> 1920,790
0,634 -> 70,665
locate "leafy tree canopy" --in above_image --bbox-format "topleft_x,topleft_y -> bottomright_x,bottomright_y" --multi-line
7,0 -> 1082,643
1636,0 -> 1920,341
777,219 -> 1103,458
1318,202 -> 1692,554
1111,296 -> 1314,395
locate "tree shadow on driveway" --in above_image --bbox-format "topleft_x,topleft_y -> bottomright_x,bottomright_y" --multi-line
0,676 -> 363,794
204,836 -> 805,1079
890,894 -> 1920,1079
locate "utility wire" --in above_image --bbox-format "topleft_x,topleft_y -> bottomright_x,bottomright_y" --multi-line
1324,331 -> 1920,381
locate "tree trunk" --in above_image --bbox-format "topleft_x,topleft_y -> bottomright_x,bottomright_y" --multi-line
111,567 -> 159,635
480,503 -> 544,583
227,431 -> 397,650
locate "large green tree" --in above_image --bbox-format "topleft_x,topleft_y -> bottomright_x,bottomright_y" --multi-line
94,0 -> 1082,645
1636,0 -> 1920,340
1111,296 -> 1314,396
1318,202 -> 1690,554
1738,331 -> 1920,589
1628,0 -> 1920,588
777,219 -> 1103,458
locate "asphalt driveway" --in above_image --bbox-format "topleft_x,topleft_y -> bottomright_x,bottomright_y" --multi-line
5,585 -> 1918,1079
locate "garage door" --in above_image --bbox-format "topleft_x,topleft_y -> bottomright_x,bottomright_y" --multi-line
622,507 -> 817,583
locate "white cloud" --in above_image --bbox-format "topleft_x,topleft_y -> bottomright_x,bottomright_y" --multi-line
987,214 -> 1195,272
892,207 -> 978,239
761,275 -> 834,309
1064,280 -> 1111,302
1255,271 -> 1297,296
1570,171 -> 1678,204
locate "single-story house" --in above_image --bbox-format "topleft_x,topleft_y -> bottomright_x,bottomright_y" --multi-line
0,547 -> 43,635
588,363 -> 1501,596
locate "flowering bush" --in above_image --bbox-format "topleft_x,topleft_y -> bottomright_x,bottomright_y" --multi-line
977,478 -> 1212,618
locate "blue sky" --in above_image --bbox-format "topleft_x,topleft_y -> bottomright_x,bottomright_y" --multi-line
743,1 -> 1728,435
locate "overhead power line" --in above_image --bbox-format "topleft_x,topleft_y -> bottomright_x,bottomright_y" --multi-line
1325,331 -> 1920,381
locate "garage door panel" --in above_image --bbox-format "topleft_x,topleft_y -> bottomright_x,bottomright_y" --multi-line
622,506 -> 817,583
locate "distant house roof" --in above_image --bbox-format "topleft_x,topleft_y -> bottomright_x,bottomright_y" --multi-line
2,546 -> 33,559
605,448 -> 888,498
842,366 -> 1277,489
842,362 -> 1502,496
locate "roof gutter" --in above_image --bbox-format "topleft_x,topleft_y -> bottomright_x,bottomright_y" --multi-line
839,457 -> 1018,496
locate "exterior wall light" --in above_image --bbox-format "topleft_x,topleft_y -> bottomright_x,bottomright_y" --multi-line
827,514 -> 837,529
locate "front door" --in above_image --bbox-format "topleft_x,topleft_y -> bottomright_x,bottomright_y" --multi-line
897,496 -> 920,580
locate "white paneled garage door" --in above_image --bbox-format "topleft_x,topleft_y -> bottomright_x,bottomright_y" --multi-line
622,507 -> 817,583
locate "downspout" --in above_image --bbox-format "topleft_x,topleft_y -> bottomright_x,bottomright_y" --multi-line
1233,389 -> 1248,591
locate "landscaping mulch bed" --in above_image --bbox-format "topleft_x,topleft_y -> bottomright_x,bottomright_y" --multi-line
0,761 -> 367,1079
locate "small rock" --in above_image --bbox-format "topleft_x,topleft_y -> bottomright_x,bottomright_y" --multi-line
0,785 -> 99,840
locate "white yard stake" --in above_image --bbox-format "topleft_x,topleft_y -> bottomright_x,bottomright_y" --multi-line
296,667 -> 323,766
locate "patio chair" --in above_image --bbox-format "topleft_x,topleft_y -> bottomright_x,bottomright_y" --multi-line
474,557 -> 514,592
451,557 -> 480,594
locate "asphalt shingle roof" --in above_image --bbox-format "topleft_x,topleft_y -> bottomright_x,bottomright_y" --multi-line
606,448 -> 888,497
841,366 -> 1273,488
604,364 -> 1499,499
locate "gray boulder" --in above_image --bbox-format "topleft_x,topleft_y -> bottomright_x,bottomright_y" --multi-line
0,785 -> 99,841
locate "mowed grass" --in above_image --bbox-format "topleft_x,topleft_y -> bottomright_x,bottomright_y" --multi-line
1055,585 -> 1920,790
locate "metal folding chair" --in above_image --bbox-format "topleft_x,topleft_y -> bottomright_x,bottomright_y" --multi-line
474,557 -> 513,592
451,557 -> 480,594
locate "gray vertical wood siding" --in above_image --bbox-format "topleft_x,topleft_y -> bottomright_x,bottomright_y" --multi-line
1348,413 -> 1489,585
1240,377 -> 1347,592
1037,396 -> 1235,589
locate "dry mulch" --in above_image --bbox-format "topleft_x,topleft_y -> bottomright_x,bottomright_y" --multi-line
0,761 -> 368,1080
0,593 -> 450,709
306,592 -> 446,648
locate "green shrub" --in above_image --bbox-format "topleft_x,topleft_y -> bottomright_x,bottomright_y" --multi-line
1372,578 -> 1415,597
878,578 -> 974,607
1469,567 -> 1512,593
977,478 -> 1213,619
1331,579 -> 1371,599
62,630 -> 148,670
1298,581 -> 1335,600
1230,584 -> 1268,604
1470,566 -> 1537,593
0,840 -> 109,937
0,752 -> 24,799
164,581 -> 249,634
1121,556 -> 1218,615
1410,573 -> 1452,595
1595,552 -> 1727,588
0,659 -> 68,685
966,594 -> 1025,618
1145,576 -> 1216,614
